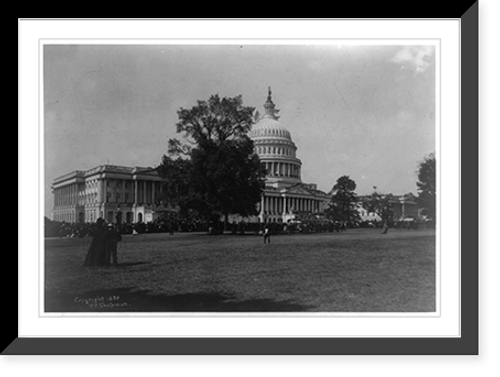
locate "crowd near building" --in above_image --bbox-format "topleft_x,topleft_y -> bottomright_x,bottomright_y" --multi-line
51,88 -> 421,228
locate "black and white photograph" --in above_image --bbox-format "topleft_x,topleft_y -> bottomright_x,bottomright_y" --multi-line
43,42 -> 437,314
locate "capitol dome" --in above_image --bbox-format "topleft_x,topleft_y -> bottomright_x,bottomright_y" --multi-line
250,88 -> 302,186
248,116 -> 292,140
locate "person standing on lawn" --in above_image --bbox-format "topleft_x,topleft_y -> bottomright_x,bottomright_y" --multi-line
381,221 -> 389,234
263,226 -> 271,244
104,223 -> 122,266
83,218 -> 107,267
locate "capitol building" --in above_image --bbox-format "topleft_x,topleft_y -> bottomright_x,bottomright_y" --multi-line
51,89 -> 331,225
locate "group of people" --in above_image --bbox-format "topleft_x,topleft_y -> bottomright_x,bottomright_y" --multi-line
83,218 -> 122,267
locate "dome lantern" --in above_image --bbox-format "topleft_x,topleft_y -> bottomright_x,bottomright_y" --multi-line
249,88 -> 292,141
263,86 -> 280,120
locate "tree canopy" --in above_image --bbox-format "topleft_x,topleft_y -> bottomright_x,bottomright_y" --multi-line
325,175 -> 360,225
416,153 -> 436,219
174,94 -> 255,147
156,154 -> 193,216
158,94 -> 266,228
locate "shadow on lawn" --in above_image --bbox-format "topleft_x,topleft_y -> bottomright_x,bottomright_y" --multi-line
45,287 -> 313,312
114,262 -> 150,268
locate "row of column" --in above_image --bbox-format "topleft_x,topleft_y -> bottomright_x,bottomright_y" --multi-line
132,180 -> 160,205
103,178 -> 160,205
396,202 -> 417,218
54,179 -> 162,209
263,161 -> 300,179
54,183 -> 82,208
260,195 -> 320,215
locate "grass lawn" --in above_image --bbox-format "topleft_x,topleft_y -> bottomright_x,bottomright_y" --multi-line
44,228 -> 436,313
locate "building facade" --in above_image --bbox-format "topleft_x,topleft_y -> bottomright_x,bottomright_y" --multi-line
52,165 -> 163,224
390,193 -> 420,220
357,193 -> 420,223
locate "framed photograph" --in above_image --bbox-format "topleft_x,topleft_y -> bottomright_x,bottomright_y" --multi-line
12,10 -> 477,355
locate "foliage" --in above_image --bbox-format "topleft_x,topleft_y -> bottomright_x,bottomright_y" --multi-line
175,94 -> 255,146
156,154 -> 193,217
189,137 -> 265,221
325,175 -> 360,225
326,178 -> 358,223
416,153 -> 436,219
158,94 -> 265,226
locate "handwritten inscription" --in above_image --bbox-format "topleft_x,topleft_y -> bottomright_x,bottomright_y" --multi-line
74,295 -> 130,310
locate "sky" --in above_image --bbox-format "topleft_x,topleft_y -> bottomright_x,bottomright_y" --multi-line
43,43 -> 436,217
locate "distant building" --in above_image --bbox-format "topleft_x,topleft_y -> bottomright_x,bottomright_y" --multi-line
51,165 -> 163,224
390,193 -> 420,220
357,193 -> 420,223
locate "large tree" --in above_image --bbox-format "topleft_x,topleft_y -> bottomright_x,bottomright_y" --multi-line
158,94 -> 266,230
416,153 -> 436,219
174,94 -> 256,146
325,175 -> 360,226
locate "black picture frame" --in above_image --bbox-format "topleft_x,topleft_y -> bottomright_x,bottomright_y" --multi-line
9,9 -> 479,356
